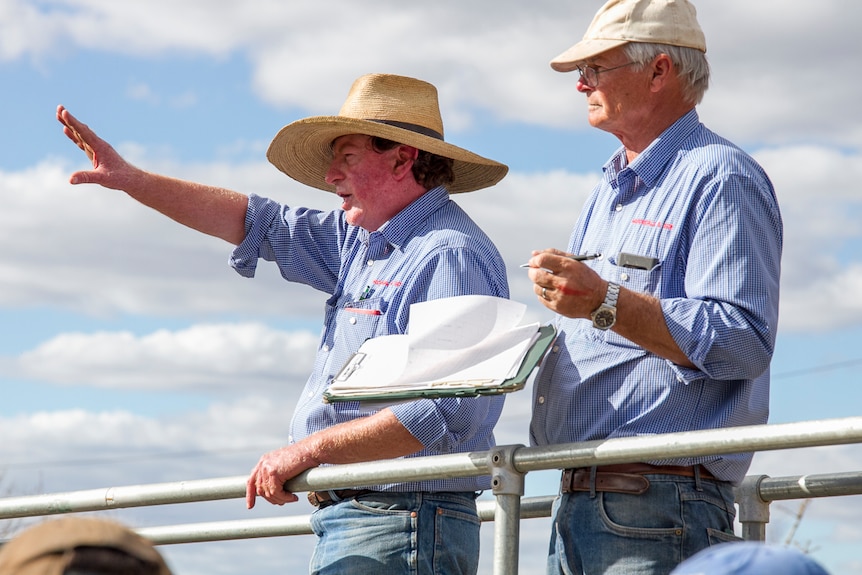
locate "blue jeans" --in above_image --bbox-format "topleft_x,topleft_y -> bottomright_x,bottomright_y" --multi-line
547,473 -> 741,575
308,491 -> 480,575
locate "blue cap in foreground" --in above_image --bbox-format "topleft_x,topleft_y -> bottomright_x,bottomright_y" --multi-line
670,542 -> 829,575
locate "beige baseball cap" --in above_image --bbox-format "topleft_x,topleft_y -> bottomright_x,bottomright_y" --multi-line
551,0 -> 706,72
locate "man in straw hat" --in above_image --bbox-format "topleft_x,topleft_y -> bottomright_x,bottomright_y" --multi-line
57,73 -> 510,574
522,1 -> 782,573
0,516 -> 173,575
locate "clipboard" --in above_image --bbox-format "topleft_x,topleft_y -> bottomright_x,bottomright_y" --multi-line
323,324 -> 556,403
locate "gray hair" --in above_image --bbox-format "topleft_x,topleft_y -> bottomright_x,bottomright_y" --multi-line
623,43 -> 710,106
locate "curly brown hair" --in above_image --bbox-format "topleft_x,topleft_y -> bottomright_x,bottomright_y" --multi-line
370,136 -> 455,191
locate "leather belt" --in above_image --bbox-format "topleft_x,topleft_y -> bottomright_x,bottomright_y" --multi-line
307,489 -> 376,508
561,463 -> 717,495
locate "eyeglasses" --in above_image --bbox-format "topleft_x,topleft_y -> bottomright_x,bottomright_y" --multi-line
575,61 -> 637,88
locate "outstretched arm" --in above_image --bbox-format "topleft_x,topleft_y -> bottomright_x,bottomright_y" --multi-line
57,105 -> 249,245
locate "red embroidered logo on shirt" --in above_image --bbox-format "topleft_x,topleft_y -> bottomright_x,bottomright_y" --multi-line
632,218 -> 673,231
372,279 -> 403,287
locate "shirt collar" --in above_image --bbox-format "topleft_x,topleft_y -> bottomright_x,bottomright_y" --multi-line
603,109 -> 701,188
381,185 -> 450,251
355,186 -> 450,252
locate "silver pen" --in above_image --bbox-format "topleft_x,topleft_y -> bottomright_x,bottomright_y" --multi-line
520,253 -> 601,271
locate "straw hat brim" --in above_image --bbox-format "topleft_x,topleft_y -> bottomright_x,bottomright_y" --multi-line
266,116 -> 508,194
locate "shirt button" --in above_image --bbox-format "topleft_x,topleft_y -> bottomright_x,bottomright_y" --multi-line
307,391 -> 314,398
615,204 -> 623,212
322,344 -> 330,352
552,345 -> 560,353
620,272 -> 630,282
367,260 -> 374,266
349,317 -> 357,325
538,396 -> 545,404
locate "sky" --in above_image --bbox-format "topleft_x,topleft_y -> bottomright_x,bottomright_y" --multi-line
2,0 -> 862,573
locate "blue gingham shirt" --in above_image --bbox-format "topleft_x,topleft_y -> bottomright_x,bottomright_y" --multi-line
530,111 -> 783,484
231,186 -> 509,492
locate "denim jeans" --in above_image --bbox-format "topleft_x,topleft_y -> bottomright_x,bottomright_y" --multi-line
547,473 -> 741,575
308,491 -> 480,575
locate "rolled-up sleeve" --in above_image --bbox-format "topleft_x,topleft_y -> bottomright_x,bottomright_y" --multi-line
664,172 -> 783,382
229,194 -> 281,278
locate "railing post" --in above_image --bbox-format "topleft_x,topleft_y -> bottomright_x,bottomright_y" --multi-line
736,474 -> 770,541
489,444 -> 525,575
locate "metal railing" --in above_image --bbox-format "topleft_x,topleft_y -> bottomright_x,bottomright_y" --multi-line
2,416 -> 862,574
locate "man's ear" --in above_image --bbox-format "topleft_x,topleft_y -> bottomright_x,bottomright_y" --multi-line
649,54 -> 674,92
392,145 -> 419,180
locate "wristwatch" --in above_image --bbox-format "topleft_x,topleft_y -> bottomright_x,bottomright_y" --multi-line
591,282 -> 620,330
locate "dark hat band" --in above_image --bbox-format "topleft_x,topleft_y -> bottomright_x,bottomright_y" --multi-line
368,119 -> 443,141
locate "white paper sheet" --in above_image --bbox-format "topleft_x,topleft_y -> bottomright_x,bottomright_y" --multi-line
327,295 -> 540,397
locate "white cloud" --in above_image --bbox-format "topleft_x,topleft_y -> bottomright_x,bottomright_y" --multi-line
753,146 -> 862,331
126,82 -> 160,105
5,1 -> 861,147
4,140 -> 861,333
12,323 -> 318,390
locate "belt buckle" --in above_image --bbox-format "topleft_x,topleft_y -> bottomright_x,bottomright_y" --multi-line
307,491 -> 323,507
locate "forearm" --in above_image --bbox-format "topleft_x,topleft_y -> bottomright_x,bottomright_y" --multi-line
298,408 -> 424,465
613,287 -> 696,368
118,167 -> 248,245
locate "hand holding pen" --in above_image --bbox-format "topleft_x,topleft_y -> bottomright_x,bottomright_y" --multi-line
522,249 -> 604,309
520,252 -> 600,274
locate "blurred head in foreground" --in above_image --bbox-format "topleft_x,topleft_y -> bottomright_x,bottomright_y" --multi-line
0,517 -> 172,575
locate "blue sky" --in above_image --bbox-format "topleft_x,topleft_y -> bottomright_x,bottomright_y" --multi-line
2,1 -> 862,573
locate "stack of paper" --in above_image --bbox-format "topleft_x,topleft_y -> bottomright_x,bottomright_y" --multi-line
324,295 -> 547,402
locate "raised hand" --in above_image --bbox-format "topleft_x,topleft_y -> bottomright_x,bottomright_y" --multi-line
56,105 -> 134,189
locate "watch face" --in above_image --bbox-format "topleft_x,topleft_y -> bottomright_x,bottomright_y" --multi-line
593,309 -> 615,329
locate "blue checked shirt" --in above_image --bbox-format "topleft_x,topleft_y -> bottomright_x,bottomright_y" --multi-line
530,111 -> 783,484
231,186 -> 509,492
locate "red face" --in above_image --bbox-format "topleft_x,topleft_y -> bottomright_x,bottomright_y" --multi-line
325,134 -> 416,231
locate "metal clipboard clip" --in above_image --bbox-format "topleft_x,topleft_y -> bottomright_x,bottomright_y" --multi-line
334,352 -> 366,382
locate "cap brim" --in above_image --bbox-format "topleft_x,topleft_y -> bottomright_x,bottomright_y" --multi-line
267,117 -> 508,194
550,38 -> 629,72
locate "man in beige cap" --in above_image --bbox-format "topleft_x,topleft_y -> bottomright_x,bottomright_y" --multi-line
57,73 -> 509,574
524,1 -> 782,573
0,517 -> 172,575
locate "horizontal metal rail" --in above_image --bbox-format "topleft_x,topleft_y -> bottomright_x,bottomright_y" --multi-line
758,471 -> 862,501
133,496 -> 560,545
2,416 -> 861,520
128,470 -> 862,546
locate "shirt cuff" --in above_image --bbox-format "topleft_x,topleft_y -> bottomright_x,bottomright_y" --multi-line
229,194 -> 278,278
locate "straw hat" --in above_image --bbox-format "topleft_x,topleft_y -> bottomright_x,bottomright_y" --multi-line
266,73 -> 508,194
0,517 -> 173,575
551,0 -> 706,72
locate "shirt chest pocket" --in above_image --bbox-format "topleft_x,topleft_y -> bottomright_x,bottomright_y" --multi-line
331,297 -> 389,355
608,255 -> 662,296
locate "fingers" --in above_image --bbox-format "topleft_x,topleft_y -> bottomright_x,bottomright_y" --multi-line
246,456 -> 301,509
245,481 -> 257,509
56,105 -> 97,163
536,283 -> 555,303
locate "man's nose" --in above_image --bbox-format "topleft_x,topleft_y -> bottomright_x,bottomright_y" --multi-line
325,163 -> 343,186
